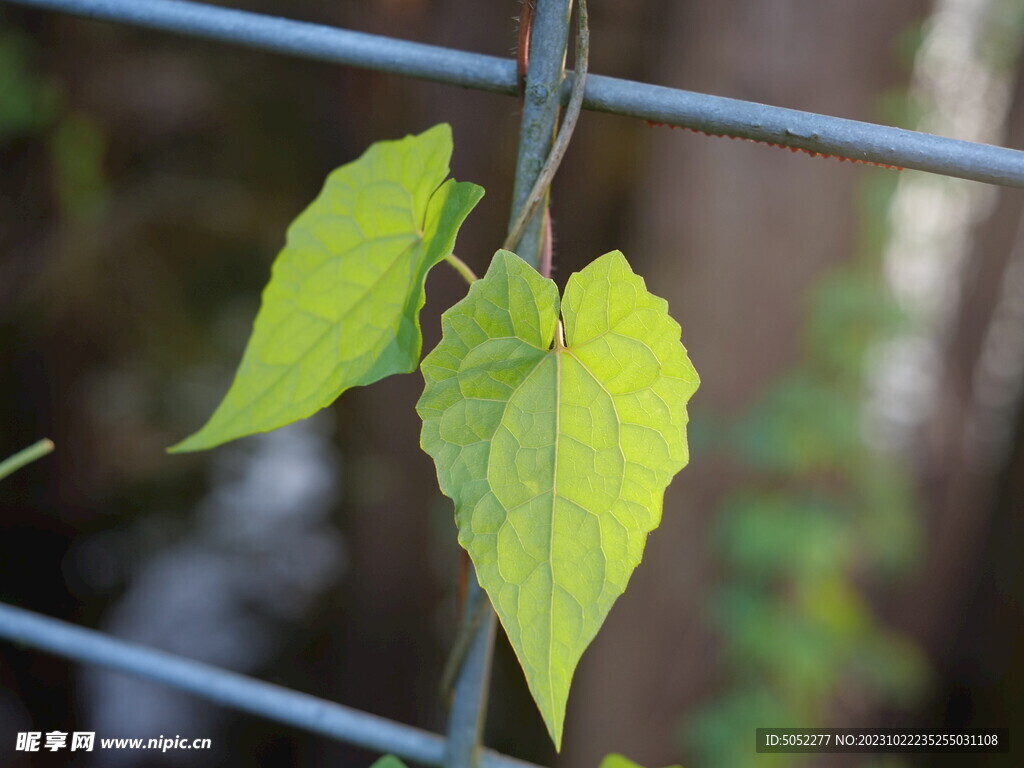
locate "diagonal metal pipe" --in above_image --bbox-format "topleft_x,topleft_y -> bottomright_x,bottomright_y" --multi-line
0,601 -> 541,768
4,0 -> 1024,186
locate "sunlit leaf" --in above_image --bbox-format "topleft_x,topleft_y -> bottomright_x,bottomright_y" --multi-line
417,250 -> 698,748
171,123 -> 483,451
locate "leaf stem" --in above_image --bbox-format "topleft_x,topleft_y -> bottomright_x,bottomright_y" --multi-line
0,439 -> 55,482
503,0 -> 590,257
445,253 -> 478,285
439,2 -> 584,762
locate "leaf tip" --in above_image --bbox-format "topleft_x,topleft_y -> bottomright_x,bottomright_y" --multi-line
167,423 -> 227,454
166,434 -> 204,454
418,121 -> 454,155
539,713 -> 565,753
490,248 -> 521,271
534,685 -> 568,752
427,121 -> 453,139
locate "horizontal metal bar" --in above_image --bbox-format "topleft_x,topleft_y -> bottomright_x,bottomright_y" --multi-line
6,0 -> 1024,187
8,0 -> 518,94
0,602 -> 540,768
585,76 -> 1024,186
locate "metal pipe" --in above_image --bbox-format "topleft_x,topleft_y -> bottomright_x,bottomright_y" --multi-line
0,602 -> 539,768
506,0 -> 573,268
445,0 -> 577,761
5,0 -> 1024,187
7,0 -> 517,94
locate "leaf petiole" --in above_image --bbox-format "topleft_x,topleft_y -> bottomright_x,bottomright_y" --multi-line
444,253 -> 478,285
555,319 -> 567,348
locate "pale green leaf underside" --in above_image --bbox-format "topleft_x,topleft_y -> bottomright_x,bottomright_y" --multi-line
417,250 -> 699,748
171,123 -> 483,452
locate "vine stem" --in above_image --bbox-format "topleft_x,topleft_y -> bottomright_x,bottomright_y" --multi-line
442,2 -> 581,766
0,439 -> 54,482
442,578 -> 496,768
503,0 -> 589,259
439,578 -> 490,707
444,253 -> 478,285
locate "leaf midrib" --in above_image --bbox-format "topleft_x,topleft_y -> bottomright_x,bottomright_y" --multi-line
549,334 -> 563,728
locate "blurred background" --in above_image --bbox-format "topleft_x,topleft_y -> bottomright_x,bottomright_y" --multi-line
1,0 -> 1023,766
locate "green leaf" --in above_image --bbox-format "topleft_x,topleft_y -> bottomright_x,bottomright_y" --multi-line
369,757 -> 408,768
417,250 -> 698,748
599,754 -> 683,768
171,123 -> 483,452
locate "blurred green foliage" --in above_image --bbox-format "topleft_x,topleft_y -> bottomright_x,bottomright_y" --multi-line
0,20 -> 108,220
0,27 -> 59,139
51,112 -> 108,220
685,163 -> 927,767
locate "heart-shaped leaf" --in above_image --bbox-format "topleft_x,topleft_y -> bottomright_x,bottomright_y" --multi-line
418,250 -> 698,748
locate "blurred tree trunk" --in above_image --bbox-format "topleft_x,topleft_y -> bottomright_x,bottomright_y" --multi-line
561,2 -> 927,765
888,18 -> 1024,756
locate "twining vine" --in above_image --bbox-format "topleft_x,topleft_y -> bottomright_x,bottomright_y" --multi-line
168,0 -> 699,758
